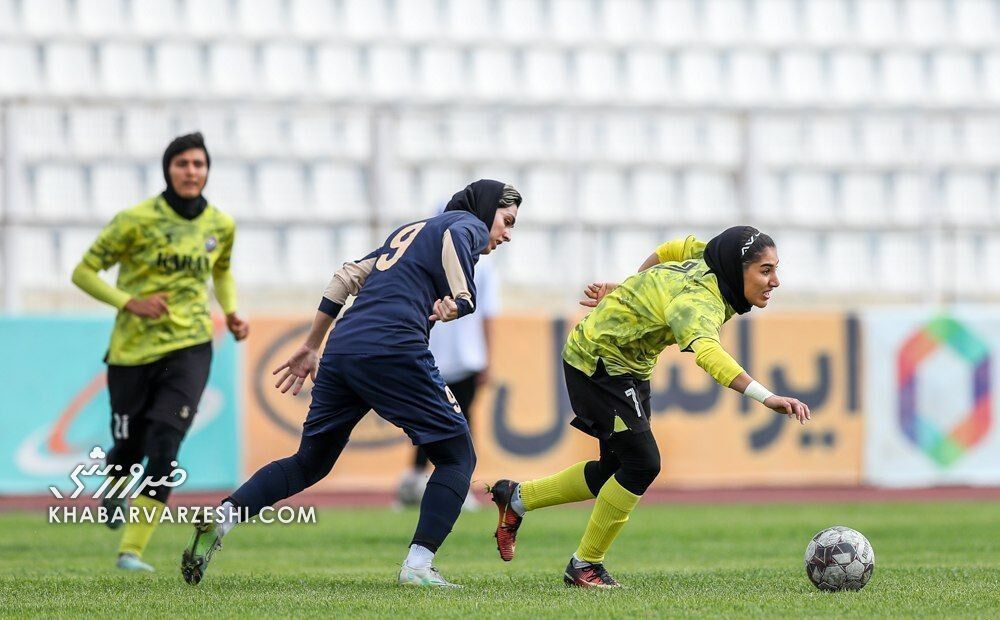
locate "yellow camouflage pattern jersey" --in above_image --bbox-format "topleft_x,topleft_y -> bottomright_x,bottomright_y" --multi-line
563,238 -> 736,380
82,196 -> 235,365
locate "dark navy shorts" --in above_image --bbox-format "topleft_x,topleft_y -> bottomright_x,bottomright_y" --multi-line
302,349 -> 469,445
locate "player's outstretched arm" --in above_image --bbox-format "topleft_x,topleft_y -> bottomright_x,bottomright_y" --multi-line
728,372 -> 811,424
579,282 -> 619,307
272,310 -> 332,395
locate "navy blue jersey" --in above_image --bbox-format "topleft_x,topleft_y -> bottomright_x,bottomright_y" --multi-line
327,211 -> 489,354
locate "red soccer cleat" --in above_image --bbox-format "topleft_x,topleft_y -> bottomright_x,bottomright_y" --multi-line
563,557 -> 621,588
489,479 -> 523,562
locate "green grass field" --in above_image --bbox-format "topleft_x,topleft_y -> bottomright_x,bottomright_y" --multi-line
2,500 -> 998,618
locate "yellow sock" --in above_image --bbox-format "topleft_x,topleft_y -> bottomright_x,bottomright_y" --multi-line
575,476 -> 641,564
118,495 -> 165,558
519,461 -> 595,512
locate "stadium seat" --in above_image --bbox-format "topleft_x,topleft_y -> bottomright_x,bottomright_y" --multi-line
0,0 -> 17,35
603,0 -> 647,43
420,47 -> 465,100
343,0 -> 388,37
778,51 -> 824,103
33,164 -> 88,219
954,0 -> 996,42
931,52 -> 979,104
335,224 -> 378,265
68,108 -> 121,156
677,51 -> 723,102
142,163 -> 163,197
396,0 -> 441,39
131,0 -> 181,34
286,228 -> 338,284
58,227 -> 103,280
182,0 -> 233,36
889,173 -> 928,224
470,48 -> 517,100
524,167 -> 571,224
658,114 -> 703,163
876,233 -> 923,293
182,107 -> 237,155
942,172 -> 991,224
206,162 -> 255,218
574,51 -> 617,102
523,49 -> 569,101
729,50 -> 773,104
773,231 -> 824,293
234,110 -> 286,156
550,0 -> 596,42
497,0 -> 545,41
880,51 -> 927,103
447,110 -> 493,158
99,43 -> 148,96
370,45 -> 414,99
257,163 -> 307,221
631,168 -> 677,224
232,228 -> 283,284
581,167 -> 627,224
925,117 -> 961,163
237,0 -> 285,35
841,173 -> 888,224
289,112 -> 339,157
606,115 -> 651,162
289,0 -> 338,36
609,231 -> 662,277
825,231 -> 873,292
808,116 -> 855,164
397,113 -> 442,159
860,116 -> 910,164
316,45 -> 363,97
44,42 -> 95,96
829,52 -> 875,104
10,229 -> 58,286
950,233 -> 983,296
985,237 -> 1000,293
704,115 -> 740,165
0,43 -> 42,95
786,172 -> 834,224
209,43 -> 257,96
752,0 -> 798,42
91,165 -> 143,219
652,0 -> 699,43
624,50 -> 672,102
417,165 -> 465,215
11,106 -> 65,157
684,170 -> 738,221
703,0 -> 749,42
856,0 -> 900,41
154,43 -> 203,96
446,0 -> 492,40
311,163 -> 370,221
962,116 -> 1000,164
802,0 -> 850,42
78,0 -> 128,34
984,53 -> 1000,102
902,0 -> 950,43
496,228 -> 565,286
750,117 -> 801,164
22,0 -> 72,35
261,43 -> 309,96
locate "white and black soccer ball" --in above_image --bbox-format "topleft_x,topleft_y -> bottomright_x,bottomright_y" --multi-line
804,526 -> 875,591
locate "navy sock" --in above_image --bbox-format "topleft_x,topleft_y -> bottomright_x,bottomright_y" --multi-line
409,433 -> 476,552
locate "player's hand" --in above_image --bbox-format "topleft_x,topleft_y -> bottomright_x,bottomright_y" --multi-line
429,296 -> 459,322
272,345 -> 319,396
579,282 -> 618,307
226,312 -> 249,341
124,293 -> 169,318
764,395 -> 811,424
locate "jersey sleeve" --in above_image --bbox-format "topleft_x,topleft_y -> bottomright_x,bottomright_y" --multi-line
665,291 -> 726,353
690,338 -> 745,387
81,212 -> 134,272
318,248 -> 380,317
655,235 -> 706,264
441,220 -> 487,318
212,218 -> 238,314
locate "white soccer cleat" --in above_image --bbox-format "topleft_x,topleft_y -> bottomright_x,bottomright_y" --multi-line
397,565 -> 461,588
116,553 -> 154,572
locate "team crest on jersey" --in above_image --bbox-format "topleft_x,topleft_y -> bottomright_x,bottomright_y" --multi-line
205,236 -> 218,252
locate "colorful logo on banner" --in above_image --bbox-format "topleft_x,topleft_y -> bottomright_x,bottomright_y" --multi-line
897,316 -> 992,466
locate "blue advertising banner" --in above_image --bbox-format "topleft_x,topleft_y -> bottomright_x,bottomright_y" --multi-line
0,317 -> 240,494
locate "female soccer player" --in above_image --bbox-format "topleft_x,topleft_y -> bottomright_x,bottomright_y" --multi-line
489,226 -> 810,588
182,180 -> 521,588
71,132 -> 248,572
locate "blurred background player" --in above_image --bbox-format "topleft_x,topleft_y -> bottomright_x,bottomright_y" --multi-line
396,250 -> 498,512
70,132 -> 249,572
182,180 -> 521,588
489,226 -> 810,588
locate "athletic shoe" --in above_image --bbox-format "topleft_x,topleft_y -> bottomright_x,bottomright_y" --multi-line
397,565 -> 461,588
180,521 -> 222,585
101,496 -> 127,530
563,557 -> 621,588
489,479 -> 522,561
116,553 -> 154,572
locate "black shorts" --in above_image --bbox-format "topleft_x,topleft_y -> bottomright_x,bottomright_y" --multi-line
564,359 -> 651,440
106,342 -> 212,436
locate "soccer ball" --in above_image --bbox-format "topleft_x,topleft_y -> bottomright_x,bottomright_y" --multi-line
804,526 -> 875,591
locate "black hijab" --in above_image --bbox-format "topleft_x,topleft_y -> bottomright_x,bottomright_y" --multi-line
702,225 -> 761,316
443,179 -> 506,230
161,132 -> 210,220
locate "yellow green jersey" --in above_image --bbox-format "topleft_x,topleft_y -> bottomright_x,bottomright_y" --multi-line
75,195 -> 237,366
563,236 -> 744,384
